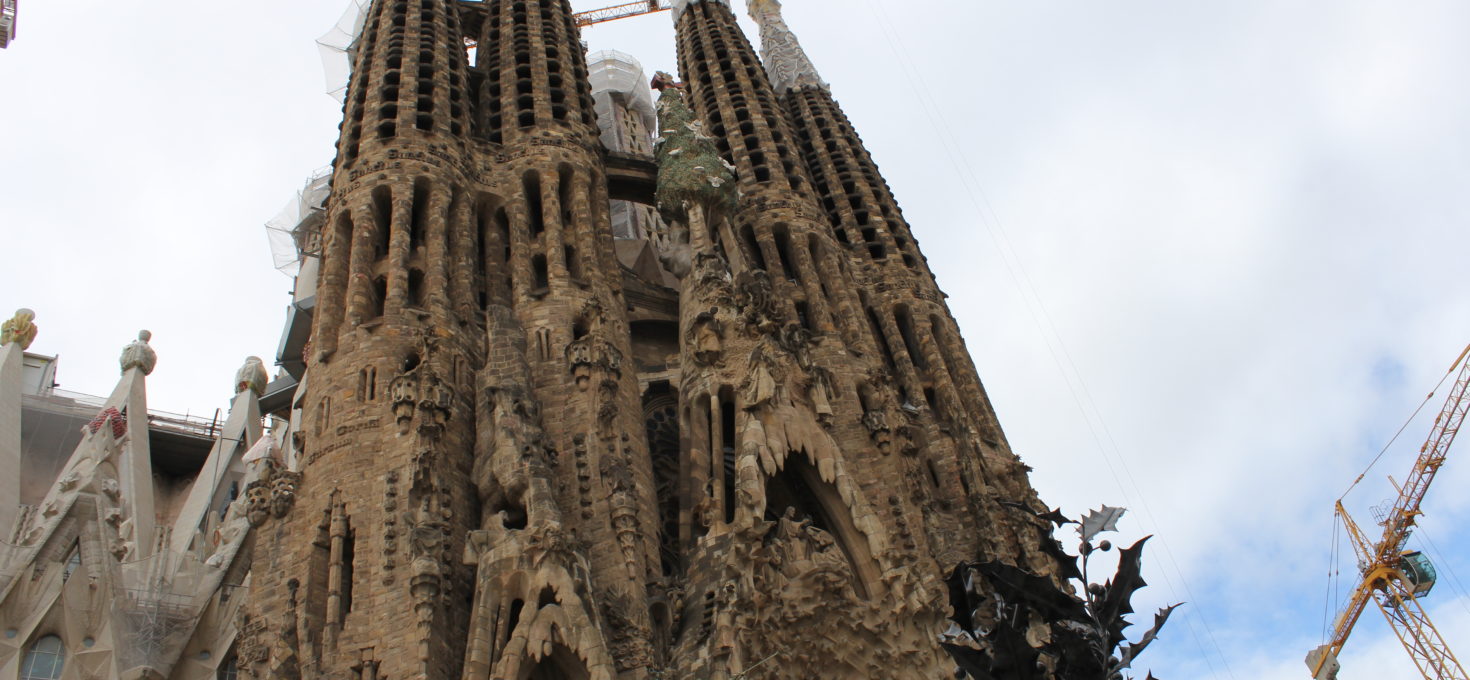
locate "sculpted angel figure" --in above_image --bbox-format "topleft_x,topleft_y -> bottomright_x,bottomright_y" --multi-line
1,308 -> 37,349
236,356 -> 270,396
119,330 -> 158,375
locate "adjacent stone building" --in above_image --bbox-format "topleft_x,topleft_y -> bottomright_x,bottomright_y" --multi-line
1,0 -> 1065,678
1,315 -> 287,680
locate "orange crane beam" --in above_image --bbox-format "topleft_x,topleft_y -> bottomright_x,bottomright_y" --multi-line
574,0 -> 671,27
463,1 -> 670,50
1309,344 -> 1470,680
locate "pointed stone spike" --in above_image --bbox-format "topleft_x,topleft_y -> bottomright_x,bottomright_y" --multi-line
169,385 -> 261,558
837,476 -> 855,506
818,456 -> 835,484
760,445 -> 777,477
0,341 -> 22,536
107,361 -> 156,561
769,420 -> 789,463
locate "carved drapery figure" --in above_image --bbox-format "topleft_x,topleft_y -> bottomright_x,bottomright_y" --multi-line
119,330 -> 157,375
740,343 -> 781,412
1,308 -> 37,349
687,310 -> 724,366
567,300 -> 625,393
236,356 -> 270,396
735,270 -> 778,331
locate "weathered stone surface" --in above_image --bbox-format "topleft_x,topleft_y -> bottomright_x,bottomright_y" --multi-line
234,1 -> 1061,679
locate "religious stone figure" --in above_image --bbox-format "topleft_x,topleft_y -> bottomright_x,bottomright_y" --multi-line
236,356 -> 270,396
119,330 -> 158,375
1,308 -> 38,350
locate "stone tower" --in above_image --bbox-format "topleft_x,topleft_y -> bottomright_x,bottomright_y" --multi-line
238,0 -> 1059,678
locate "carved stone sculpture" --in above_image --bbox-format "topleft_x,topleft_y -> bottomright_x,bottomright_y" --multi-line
86,407 -> 128,439
735,270 -> 778,331
0,308 -> 37,349
119,330 -> 157,375
687,310 -> 724,366
270,471 -> 302,518
236,356 -> 270,396
244,481 -> 272,527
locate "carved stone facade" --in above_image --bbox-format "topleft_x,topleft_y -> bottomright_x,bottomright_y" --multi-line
236,0 -> 1062,678
2,329 -> 270,680
1,1 -> 1066,678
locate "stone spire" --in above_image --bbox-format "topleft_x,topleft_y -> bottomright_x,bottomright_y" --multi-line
746,0 -> 827,93
671,0 -> 728,22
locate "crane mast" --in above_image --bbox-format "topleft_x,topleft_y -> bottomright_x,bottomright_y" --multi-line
1309,344 -> 1470,680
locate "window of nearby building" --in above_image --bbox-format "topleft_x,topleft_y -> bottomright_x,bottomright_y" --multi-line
218,655 -> 239,680
20,635 -> 64,680
61,546 -> 81,583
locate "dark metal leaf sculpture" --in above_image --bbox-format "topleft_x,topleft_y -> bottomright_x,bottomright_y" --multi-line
942,643 -> 998,680
940,511 -> 1177,680
1095,536 -> 1152,650
1038,526 -> 1085,582
977,561 -> 1089,622
1001,500 -> 1079,528
1115,604 -> 1182,675
946,563 -> 983,633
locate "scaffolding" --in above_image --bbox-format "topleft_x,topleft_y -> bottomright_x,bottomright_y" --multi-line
0,0 -> 16,49
587,50 -> 657,150
110,551 -> 208,679
318,0 -> 370,102
265,169 -> 333,277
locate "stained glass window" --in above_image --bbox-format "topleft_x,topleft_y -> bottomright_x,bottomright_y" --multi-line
20,635 -> 64,680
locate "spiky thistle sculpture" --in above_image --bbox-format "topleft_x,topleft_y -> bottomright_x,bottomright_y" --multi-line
941,505 -> 1179,680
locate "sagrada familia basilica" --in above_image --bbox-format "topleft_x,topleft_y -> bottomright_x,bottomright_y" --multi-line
0,0 -> 1076,678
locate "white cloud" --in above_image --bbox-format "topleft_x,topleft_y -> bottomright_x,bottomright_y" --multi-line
2,0 -> 1468,677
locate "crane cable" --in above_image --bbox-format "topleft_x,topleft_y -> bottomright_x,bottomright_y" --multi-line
1337,343 -> 1470,504
854,3 -> 1236,678
1413,521 -> 1470,621
1322,514 -> 1342,644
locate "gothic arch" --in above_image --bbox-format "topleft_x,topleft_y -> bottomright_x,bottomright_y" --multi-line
642,387 -> 681,577
517,641 -> 591,680
763,451 -> 879,600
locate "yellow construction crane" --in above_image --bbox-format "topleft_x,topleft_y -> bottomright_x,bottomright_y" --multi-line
574,0 -> 670,27
1308,344 -> 1470,680
465,1 -> 669,50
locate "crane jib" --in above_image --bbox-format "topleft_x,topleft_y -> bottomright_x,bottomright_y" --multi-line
1309,343 -> 1470,680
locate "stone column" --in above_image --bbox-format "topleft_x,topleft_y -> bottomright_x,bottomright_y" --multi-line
0,339 -> 22,537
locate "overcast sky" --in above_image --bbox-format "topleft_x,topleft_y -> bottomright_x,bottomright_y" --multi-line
4,1 -> 1470,678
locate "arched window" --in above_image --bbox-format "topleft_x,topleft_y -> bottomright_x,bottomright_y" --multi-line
21,635 -> 64,680
61,544 -> 81,582
217,655 -> 239,680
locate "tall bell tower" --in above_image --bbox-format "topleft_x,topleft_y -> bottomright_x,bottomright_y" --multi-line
240,1 -> 1062,678
242,0 -> 486,677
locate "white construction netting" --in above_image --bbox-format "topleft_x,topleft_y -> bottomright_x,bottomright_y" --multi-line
318,0 -> 370,102
110,551 -> 209,679
588,50 -> 658,150
266,169 -> 333,277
